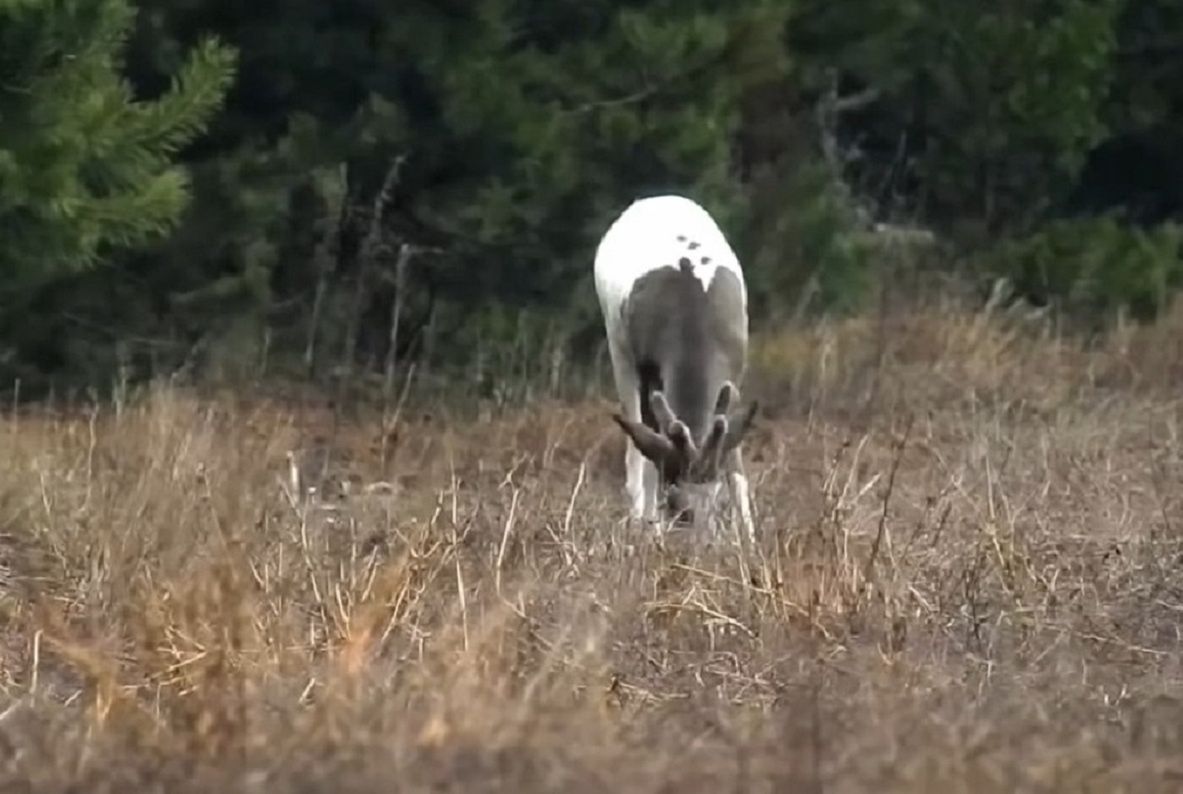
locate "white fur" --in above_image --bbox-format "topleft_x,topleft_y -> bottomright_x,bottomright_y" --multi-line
594,196 -> 746,341
593,195 -> 754,538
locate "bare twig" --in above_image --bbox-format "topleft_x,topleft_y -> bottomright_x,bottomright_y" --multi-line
341,155 -> 407,380
862,416 -> 913,587
306,163 -> 349,375
382,243 -> 414,406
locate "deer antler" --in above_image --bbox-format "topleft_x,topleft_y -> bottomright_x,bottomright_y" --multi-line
612,390 -> 696,473
614,383 -> 758,480
722,394 -> 758,455
691,381 -> 758,479
611,413 -> 676,464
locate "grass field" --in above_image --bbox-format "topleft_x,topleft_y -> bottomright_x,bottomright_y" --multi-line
1,299 -> 1182,792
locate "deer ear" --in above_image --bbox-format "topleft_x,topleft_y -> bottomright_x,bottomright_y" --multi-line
723,400 -> 759,453
612,414 -> 675,464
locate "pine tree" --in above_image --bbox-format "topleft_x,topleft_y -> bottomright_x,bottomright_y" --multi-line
788,0 -> 1123,238
114,0 -> 791,375
0,0 -> 236,282
383,1 -> 791,326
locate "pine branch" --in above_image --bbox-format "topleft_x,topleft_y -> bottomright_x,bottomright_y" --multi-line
0,11 -> 236,276
124,37 -> 238,156
73,169 -> 189,248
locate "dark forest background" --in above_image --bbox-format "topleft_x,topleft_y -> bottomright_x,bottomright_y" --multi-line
3,0 -> 1181,400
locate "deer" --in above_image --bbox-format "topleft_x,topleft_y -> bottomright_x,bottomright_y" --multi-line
593,194 -> 757,540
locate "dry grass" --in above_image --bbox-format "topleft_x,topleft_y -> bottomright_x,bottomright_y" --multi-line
1,299 -> 1182,792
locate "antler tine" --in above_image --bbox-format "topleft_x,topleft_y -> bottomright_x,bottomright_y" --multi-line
650,390 -> 677,433
696,414 -> 729,475
666,419 -> 698,463
713,381 -> 736,416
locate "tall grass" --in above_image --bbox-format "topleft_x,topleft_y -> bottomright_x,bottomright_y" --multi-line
0,295 -> 1181,791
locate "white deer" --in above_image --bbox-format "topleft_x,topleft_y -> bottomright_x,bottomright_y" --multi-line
594,194 -> 757,539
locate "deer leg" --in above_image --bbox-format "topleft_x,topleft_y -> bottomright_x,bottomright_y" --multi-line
725,451 -> 755,543
641,453 -> 659,522
623,406 -> 650,521
607,341 -> 649,521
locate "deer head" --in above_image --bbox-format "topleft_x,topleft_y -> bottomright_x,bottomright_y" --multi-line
612,381 -> 757,524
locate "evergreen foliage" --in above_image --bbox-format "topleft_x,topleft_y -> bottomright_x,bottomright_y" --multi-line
990,217 -> 1183,321
1,0 -> 1182,391
787,0 -> 1123,237
0,0 -> 235,280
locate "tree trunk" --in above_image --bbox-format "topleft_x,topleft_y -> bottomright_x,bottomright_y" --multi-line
305,163 -> 349,377
383,242 -> 413,406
